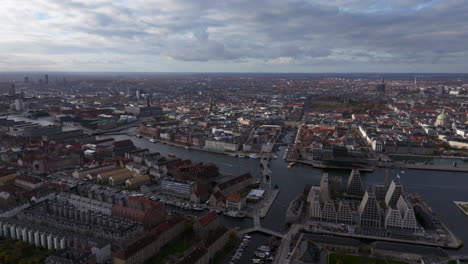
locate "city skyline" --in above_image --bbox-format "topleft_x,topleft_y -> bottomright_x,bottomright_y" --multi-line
1,0 -> 467,73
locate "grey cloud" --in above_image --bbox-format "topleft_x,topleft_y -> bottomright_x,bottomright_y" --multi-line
0,0 -> 467,71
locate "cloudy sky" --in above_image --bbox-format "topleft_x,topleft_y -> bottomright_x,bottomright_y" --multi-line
1,0 -> 467,72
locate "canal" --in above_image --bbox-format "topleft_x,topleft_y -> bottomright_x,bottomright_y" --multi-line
101,133 -> 468,256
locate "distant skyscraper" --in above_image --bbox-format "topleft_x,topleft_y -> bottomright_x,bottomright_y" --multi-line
437,85 -> 446,95
45,74 -> 49,84
24,76 -> 29,83
376,78 -> 385,93
15,99 -> 24,111
136,90 -> 141,100
8,84 -> 15,96
347,169 -> 363,196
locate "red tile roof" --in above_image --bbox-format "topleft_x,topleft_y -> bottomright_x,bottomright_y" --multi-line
218,173 -> 252,190
199,210 -> 218,227
112,139 -> 134,147
226,193 -> 241,201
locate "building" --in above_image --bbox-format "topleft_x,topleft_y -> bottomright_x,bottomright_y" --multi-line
125,175 -> 150,189
113,216 -> 185,264
321,200 -> 337,223
14,175 -> 44,190
396,196 -> 418,231
385,180 -> 404,208
179,226 -> 230,264
319,173 -> 330,203
214,173 -> 253,196
346,169 -> 363,196
160,178 -> 196,201
384,207 -> 403,229
109,172 -> 134,186
225,193 -> 243,211
0,168 -> 16,184
435,109 -> 448,127
0,218 -> 111,263
376,78 -> 385,93
195,210 -> 219,239
14,99 -> 24,111
307,186 -> 322,221
56,193 -> 113,215
358,189 -> 382,228
336,201 -> 353,224
45,248 -> 95,264
112,197 -> 166,230
125,105 -> 163,118
96,168 -> 131,184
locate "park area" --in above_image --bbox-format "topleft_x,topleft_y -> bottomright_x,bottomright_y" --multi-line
0,238 -> 51,264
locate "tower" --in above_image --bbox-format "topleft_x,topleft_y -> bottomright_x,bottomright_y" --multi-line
435,109 -> 448,127
45,74 -> 49,84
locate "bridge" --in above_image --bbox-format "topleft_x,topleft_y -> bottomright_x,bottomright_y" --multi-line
260,157 -> 272,184
238,227 -> 285,238
238,212 -> 285,238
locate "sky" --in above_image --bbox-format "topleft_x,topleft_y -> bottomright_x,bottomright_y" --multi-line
0,0 -> 467,73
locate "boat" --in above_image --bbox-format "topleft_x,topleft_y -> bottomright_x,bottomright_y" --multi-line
249,154 -> 259,159
258,245 -> 271,252
149,138 -> 157,143
238,155 -> 246,158
255,251 -> 266,258
287,162 -> 295,168
462,157 -> 468,161
168,153 -> 176,158
184,146 -> 190,150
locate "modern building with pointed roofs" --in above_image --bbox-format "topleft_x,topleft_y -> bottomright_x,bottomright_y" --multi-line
346,169 -> 363,197
385,180 -> 404,208
358,189 -> 382,228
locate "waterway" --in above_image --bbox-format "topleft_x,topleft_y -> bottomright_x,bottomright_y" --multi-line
13,116 -> 468,259
100,133 -> 468,257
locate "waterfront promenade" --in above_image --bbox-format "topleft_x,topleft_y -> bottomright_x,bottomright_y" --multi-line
290,159 -> 468,172
377,161 -> 468,172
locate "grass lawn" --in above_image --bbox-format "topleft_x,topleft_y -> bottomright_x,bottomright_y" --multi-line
328,253 -> 407,264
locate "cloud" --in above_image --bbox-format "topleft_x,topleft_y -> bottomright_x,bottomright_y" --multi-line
0,0 -> 467,72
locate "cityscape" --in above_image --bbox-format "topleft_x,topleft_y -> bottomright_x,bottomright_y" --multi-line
1,1 -> 468,264
0,72 -> 466,264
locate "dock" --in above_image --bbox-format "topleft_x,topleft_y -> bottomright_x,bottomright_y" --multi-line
259,188 -> 279,218
454,201 -> 468,216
